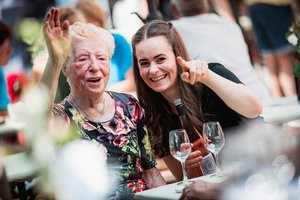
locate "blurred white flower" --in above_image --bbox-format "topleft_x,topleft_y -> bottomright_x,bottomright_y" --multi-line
221,121 -> 283,174
287,33 -> 298,46
50,140 -> 111,200
272,155 -> 296,184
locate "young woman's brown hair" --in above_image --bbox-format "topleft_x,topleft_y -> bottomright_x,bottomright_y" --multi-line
132,20 -> 204,158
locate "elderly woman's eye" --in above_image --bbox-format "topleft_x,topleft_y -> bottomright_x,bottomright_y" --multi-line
78,57 -> 88,62
96,56 -> 106,61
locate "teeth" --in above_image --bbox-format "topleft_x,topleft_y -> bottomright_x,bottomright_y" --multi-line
151,74 -> 166,82
88,77 -> 101,82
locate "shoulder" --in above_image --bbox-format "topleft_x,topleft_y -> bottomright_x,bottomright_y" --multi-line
52,101 -> 66,117
111,33 -> 130,45
0,68 -> 5,80
208,63 -> 242,84
109,91 -> 140,106
110,91 -> 143,120
208,62 -> 228,74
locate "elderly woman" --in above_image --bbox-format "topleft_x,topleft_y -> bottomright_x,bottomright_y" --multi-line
41,7 -> 165,199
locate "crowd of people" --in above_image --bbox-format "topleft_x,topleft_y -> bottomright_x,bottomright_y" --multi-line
0,0 -> 299,199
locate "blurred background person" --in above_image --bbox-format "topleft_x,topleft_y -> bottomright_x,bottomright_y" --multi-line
0,21 -> 13,118
6,72 -> 29,104
170,0 -> 271,104
245,0 -> 296,99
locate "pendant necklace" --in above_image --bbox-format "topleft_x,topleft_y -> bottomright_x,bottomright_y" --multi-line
68,95 -> 106,130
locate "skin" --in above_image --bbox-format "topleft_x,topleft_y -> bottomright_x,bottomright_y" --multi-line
135,35 -> 263,180
0,37 -> 13,116
64,39 -> 112,120
0,38 -> 12,66
41,7 -> 165,189
179,180 -> 220,200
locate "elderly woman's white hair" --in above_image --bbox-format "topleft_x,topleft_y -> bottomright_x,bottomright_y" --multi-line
69,22 -> 115,59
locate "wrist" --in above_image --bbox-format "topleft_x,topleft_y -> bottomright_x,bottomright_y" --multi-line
200,69 -> 213,85
49,59 -> 65,70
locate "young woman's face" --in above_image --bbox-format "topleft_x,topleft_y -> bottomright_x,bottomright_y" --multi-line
136,36 -> 179,98
66,39 -> 110,96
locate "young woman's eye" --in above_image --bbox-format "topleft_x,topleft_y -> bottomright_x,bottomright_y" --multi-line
157,57 -> 165,63
139,61 -> 149,68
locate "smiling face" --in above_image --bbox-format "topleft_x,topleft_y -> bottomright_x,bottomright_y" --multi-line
136,36 -> 180,99
65,38 -> 110,96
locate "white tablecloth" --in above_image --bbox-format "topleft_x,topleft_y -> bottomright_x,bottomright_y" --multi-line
2,152 -> 39,182
0,122 -> 25,135
261,96 -> 300,124
134,174 -> 227,200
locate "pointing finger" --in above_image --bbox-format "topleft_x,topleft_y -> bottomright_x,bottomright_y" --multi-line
176,56 -> 189,72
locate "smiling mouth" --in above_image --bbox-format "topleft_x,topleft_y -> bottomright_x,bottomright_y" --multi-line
87,77 -> 102,83
150,74 -> 167,82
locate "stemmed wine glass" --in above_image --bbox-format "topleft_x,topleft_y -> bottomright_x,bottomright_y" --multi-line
203,121 -> 225,177
169,129 -> 192,186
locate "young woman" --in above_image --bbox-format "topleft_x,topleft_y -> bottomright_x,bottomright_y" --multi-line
131,20 -> 263,180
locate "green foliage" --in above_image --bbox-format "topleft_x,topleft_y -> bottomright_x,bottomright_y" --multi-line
287,21 -> 300,76
16,17 -> 45,61
293,60 -> 300,77
52,123 -> 81,147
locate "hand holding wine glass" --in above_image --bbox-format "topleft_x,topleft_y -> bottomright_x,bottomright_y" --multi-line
203,122 -> 225,176
169,129 -> 192,186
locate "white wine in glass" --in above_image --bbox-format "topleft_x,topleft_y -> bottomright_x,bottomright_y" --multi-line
203,121 -> 225,176
169,129 -> 192,186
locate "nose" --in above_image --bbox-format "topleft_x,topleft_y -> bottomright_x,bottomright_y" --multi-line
148,62 -> 159,74
88,57 -> 99,72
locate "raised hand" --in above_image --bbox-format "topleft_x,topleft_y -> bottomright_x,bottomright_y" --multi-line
177,56 -> 209,85
43,7 -> 70,65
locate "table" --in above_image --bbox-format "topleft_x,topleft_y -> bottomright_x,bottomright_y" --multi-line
261,96 -> 300,124
1,121 -> 38,200
0,121 -> 25,134
2,152 -> 39,200
134,174 -> 227,200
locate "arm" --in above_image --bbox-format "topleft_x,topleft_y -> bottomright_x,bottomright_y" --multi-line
142,167 -> 166,188
0,110 -> 8,117
177,57 -> 263,118
202,68 -> 262,118
213,0 -> 236,22
107,33 -> 135,93
134,100 -> 166,187
106,68 -> 136,93
39,7 -> 70,106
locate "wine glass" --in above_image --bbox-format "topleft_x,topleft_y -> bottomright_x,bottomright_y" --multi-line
169,129 -> 192,186
203,121 -> 225,176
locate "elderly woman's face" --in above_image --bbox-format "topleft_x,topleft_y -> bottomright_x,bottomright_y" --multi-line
66,39 -> 110,95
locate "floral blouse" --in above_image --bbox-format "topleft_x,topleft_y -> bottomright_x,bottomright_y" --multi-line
52,92 -> 156,199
